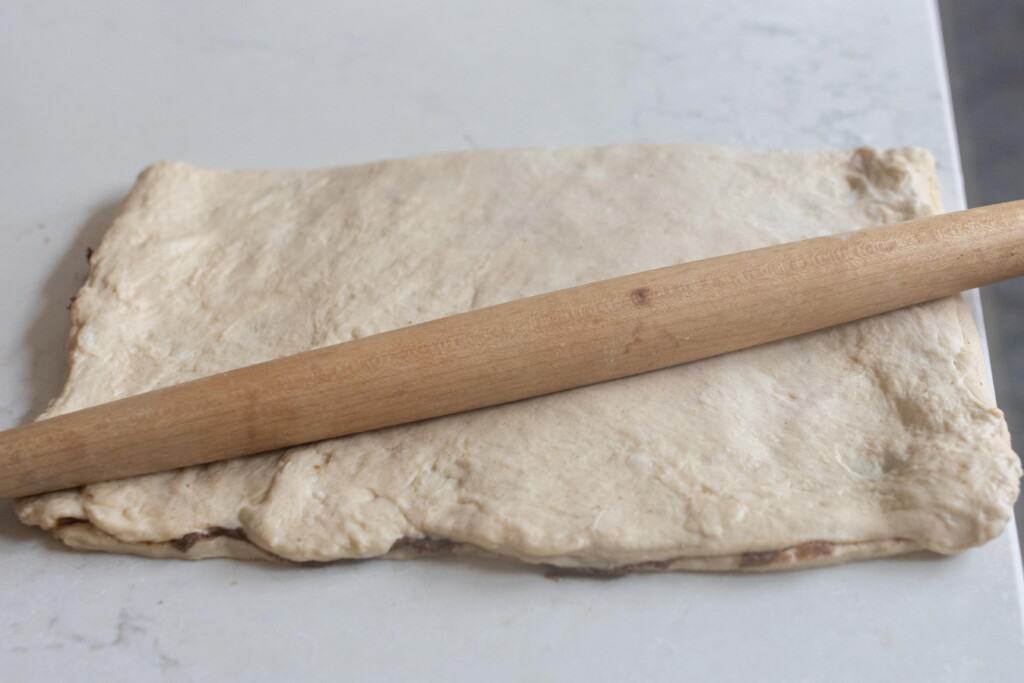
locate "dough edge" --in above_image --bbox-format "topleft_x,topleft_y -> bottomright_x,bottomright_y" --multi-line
15,143 -> 1021,573
52,519 -> 920,574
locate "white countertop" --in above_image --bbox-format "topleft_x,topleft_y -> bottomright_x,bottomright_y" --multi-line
2,1 -> 1022,680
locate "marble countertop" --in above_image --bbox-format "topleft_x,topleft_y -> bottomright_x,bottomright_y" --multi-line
1,1 -> 1022,680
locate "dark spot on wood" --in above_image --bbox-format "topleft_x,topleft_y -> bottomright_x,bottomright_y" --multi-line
86,246 -> 94,262
66,295 -> 77,310
794,541 -> 834,560
172,526 -> 248,553
739,549 -> 781,568
630,287 -> 652,306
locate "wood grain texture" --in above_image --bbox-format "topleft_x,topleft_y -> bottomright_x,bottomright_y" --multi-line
2,200 -> 1023,497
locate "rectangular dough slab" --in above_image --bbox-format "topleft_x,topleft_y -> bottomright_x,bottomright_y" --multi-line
16,144 -> 1021,572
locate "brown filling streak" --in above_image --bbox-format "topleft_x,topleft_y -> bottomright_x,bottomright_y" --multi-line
57,518 -> 839,574
171,526 -> 249,552
551,540 -> 837,577
389,537 -> 457,554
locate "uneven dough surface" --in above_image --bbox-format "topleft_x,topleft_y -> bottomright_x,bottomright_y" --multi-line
16,144 -> 1021,571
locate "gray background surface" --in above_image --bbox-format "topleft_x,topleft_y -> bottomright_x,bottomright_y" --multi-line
940,0 -> 1024,546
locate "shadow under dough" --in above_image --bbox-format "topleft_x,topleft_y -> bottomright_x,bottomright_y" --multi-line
0,500 -> 71,553
18,198 -> 124,425
4,198 -> 125,543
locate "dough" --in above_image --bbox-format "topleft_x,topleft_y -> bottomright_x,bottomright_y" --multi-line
16,145 -> 1021,572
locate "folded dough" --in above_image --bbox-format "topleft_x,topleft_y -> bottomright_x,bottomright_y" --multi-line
16,144 -> 1021,572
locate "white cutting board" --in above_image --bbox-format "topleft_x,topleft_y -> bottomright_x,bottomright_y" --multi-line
1,1 -> 1022,680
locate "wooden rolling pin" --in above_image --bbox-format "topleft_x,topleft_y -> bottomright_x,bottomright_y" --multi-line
1,200 -> 1024,497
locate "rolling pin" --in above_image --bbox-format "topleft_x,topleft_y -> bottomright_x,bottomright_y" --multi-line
1,200 -> 1024,498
